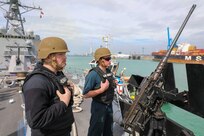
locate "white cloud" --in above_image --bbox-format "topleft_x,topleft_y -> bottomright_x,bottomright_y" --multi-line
1,0 -> 204,55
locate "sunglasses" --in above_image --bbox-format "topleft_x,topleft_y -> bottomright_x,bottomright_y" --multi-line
102,57 -> 111,61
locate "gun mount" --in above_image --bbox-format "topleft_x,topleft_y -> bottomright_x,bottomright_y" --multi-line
0,0 -> 42,88
123,4 -> 196,136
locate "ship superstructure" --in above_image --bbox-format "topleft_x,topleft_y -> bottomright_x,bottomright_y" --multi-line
0,0 -> 41,75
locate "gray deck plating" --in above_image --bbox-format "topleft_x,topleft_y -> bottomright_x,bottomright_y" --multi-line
0,87 -> 24,136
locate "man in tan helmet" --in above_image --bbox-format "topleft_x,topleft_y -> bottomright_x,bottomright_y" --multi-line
23,37 -> 74,136
83,47 -> 116,136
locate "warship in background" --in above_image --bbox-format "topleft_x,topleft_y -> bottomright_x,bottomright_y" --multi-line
0,2 -> 82,136
0,1 -> 42,135
0,0 -> 41,87
152,27 -> 204,64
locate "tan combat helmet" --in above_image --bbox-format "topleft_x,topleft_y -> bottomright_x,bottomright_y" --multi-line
94,47 -> 111,61
38,37 -> 69,59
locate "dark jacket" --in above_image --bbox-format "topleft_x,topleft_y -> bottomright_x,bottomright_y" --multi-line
23,63 -> 74,136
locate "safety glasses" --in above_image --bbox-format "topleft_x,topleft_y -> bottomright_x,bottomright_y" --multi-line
102,56 -> 111,61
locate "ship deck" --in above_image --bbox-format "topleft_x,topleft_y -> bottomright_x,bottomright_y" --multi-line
1,85 -> 204,136
0,87 -> 25,136
74,98 -> 126,136
0,74 -> 126,136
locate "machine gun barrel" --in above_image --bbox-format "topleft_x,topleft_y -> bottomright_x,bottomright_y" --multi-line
123,4 -> 196,133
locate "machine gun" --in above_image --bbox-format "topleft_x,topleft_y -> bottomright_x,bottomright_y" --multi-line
123,4 -> 196,136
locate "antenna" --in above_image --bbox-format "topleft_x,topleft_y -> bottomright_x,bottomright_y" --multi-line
102,34 -> 112,48
0,0 -> 42,35
102,35 -> 109,48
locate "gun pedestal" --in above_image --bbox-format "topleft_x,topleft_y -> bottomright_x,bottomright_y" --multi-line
146,109 -> 167,136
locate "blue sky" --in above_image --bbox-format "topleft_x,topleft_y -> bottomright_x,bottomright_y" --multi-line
1,0 -> 204,55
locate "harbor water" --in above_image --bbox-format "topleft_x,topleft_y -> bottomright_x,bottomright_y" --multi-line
66,56 -> 188,91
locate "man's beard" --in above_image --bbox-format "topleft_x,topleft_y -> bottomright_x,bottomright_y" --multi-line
51,61 -> 66,71
55,62 -> 66,71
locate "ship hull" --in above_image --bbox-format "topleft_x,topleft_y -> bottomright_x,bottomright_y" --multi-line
152,54 -> 204,64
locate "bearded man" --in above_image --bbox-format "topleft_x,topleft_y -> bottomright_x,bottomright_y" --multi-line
23,37 -> 74,136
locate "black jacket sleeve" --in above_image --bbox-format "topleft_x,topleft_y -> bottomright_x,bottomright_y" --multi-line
23,74 -> 73,129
